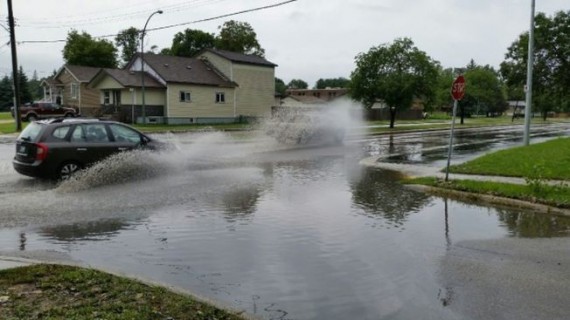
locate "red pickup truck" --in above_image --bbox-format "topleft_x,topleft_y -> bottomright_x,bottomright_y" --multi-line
11,102 -> 78,122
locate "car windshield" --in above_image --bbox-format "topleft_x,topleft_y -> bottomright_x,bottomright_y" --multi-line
17,122 -> 43,141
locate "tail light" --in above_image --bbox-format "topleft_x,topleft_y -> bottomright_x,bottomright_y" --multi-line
35,143 -> 48,161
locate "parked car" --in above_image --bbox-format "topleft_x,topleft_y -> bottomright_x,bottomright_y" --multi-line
11,102 -> 77,121
13,118 -> 166,180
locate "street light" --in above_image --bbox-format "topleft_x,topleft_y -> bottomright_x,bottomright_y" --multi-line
140,9 -> 163,124
523,0 -> 535,146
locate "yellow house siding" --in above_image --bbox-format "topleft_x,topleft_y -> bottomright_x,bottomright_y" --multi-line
167,84 -> 235,118
233,64 -> 274,116
56,71 -> 77,107
96,77 -> 124,89
198,52 -> 233,79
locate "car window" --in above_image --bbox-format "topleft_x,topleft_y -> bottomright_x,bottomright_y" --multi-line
70,125 -> 86,142
18,122 -> 44,141
109,124 -> 142,144
84,124 -> 110,143
51,126 -> 71,141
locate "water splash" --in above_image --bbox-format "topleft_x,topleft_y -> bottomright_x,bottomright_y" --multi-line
261,102 -> 364,146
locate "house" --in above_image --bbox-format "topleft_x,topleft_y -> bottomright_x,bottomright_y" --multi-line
43,65 -> 101,116
90,50 -> 276,124
88,69 -> 166,123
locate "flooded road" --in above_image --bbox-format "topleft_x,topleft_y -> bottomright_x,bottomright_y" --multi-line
1,123 -> 570,319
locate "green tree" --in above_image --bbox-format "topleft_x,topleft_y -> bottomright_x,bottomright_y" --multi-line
434,67 -> 455,113
115,27 -> 140,66
350,38 -> 439,128
314,77 -> 350,89
275,77 -> 287,96
63,30 -> 118,68
215,20 -> 265,57
0,75 -> 12,104
500,10 -> 570,119
287,79 -> 308,89
18,67 -> 32,103
28,70 -> 42,101
457,62 -> 507,123
168,28 -> 215,57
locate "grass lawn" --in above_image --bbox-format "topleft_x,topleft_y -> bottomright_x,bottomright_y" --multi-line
404,177 -> 570,209
449,137 -> 570,180
0,264 -> 245,320
0,112 -> 13,120
365,115 -> 569,135
405,137 -> 570,209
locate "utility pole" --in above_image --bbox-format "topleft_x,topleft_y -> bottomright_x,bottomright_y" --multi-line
523,0 -> 535,146
7,0 -> 22,131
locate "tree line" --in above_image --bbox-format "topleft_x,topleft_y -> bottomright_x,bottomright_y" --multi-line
4,10 -> 569,127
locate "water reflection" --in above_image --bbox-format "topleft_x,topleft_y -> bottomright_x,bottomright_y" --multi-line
496,209 -> 570,238
221,186 -> 261,216
350,168 -> 431,227
39,219 -> 131,242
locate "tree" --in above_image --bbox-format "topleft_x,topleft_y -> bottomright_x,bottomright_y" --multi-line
0,75 -> 12,104
63,30 -> 118,68
28,70 -> 43,101
115,27 -> 140,66
434,67 -> 455,113
287,79 -> 308,89
168,28 -> 216,57
275,77 -> 287,96
314,77 -> 350,89
501,10 -> 570,120
350,38 -> 439,128
18,67 -> 32,103
215,20 -> 265,57
459,63 -> 507,123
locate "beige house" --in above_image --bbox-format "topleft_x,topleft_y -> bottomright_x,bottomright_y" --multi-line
91,50 -> 276,124
46,65 -> 101,116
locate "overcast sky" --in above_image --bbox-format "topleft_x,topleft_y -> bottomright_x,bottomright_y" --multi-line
1,0 -> 569,87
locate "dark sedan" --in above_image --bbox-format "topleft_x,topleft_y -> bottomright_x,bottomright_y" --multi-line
13,118 -> 165,180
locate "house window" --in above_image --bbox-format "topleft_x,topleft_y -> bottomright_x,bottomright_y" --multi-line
180,91 -> 191,102
103,91 -> 110,105
215,92 -> 225,104
71,83 -> 78,100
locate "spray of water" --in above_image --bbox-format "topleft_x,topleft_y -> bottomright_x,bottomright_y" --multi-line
260,101 -> 364,145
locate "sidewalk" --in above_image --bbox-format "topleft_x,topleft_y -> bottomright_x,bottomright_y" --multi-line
0,256 -> 34,270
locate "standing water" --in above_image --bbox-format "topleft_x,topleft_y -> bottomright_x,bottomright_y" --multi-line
1,111 -> 570,319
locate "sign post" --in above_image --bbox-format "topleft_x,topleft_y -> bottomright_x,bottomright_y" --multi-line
445,75 -> 466,181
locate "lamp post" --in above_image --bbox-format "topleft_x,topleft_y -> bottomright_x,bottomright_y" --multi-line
140,9 -> 163,124
523,0 -> 535,146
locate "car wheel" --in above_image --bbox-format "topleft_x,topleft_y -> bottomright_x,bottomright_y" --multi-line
26,114 -> 37,122
64,113 -> 74,118
58,162 -> 81,180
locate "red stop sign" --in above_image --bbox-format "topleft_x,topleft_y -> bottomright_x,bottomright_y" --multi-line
451,75 -> 466,101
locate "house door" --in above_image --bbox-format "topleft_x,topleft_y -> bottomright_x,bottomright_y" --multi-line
112,90 -> 121,112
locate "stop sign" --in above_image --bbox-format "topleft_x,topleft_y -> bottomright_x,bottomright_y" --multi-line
451,75 -> 466,101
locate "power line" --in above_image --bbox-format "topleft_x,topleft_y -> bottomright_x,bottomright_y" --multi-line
18,0 -> 298,44
14,0 -> 230,29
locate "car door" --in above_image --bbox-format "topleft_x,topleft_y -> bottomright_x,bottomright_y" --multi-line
70,123 -> 117,166
108,123 -> 144,152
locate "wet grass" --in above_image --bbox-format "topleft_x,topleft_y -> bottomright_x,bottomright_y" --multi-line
449,137 -> 570,180
366,116 -> 570,134
404,177 -> 570,209
0,264 -> 245,320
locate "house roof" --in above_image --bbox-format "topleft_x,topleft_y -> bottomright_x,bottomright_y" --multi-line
200,49 -> 277,67
41,77 -> 62,87
137,53 -> 237,87
93,69 -> 165,88
62,65 -> 101,83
